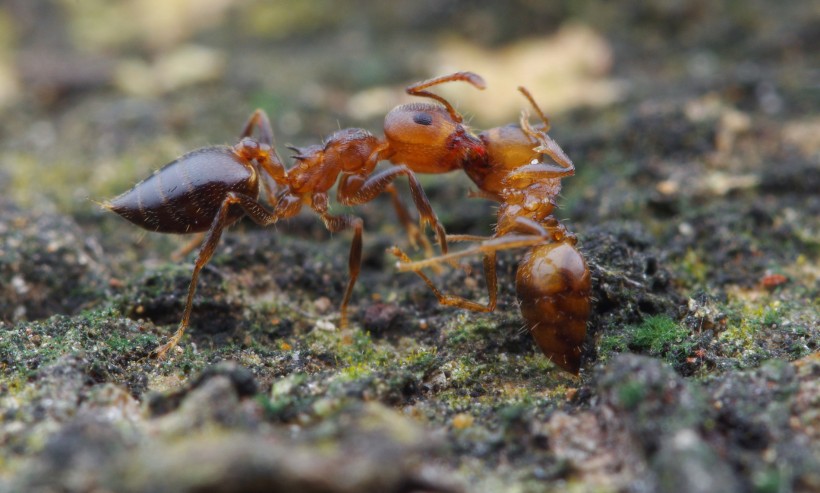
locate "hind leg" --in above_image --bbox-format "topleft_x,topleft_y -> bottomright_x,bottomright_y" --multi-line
153,192 -> 281,359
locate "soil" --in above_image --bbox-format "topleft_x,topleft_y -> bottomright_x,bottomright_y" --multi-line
0,1 -> 817,492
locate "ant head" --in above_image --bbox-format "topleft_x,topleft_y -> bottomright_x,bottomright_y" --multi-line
384,103 -> 458,147
383,103 -> 484,173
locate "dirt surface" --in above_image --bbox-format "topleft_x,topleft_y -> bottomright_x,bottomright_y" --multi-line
0,1 -> 818,492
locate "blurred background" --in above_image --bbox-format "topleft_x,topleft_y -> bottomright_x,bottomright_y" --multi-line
1,0 -> 813,215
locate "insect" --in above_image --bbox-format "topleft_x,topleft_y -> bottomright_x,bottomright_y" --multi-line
105,94 -> 464,357
388,72 -> 591,375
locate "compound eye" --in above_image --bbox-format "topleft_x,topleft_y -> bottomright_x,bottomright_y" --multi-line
412,112 -> 433,126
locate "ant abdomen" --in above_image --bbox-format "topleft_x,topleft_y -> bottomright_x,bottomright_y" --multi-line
516,241 -> 591,375
106,146 -> 258,234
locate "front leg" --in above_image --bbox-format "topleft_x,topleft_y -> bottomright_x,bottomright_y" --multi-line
338,165 -> 448,254
382,183 -> 436,257
390,246 -> 498,313
388,217 -> 561,317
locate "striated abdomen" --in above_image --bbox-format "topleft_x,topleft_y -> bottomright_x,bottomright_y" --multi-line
516,241 -> 591,375
106,146 -> 257,234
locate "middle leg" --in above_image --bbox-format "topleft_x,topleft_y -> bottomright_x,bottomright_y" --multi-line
316,210 -> 364,329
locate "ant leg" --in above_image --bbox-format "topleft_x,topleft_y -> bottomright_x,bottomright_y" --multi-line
394,234 -> 546,272
153,192 -> 280,359
237,110 -> 289,205
390,246 -> 498,312
508,159 -> 574,181
239,109 -> 273,145
338,165 -> 448,254
406,72 -> 486,122
317,212 -> 363,329
390,218 -> 566,314
518,112 -> 574,172
448,234 -> 492,243
396,214 -> 564,270
535,134 -> 575,172
234,131 -> 288,207
256,153 -> 289,206
383,183 -> 435,256
495,215 -> 575,243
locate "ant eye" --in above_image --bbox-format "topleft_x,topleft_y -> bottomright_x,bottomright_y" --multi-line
413,112 -> 433,126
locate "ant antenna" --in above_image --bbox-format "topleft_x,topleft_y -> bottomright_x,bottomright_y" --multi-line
406,72 -> 487,123
517,86 -> 551,132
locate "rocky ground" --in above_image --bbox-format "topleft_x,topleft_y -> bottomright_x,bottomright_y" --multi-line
0,1 -> 818,492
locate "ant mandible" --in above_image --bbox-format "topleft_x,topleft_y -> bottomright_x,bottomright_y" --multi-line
388,72 -> 591,375
105,76 -> 491,358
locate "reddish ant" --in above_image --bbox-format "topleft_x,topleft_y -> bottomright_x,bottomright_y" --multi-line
388,72 -> 591,375
104,88 -> 477,357
103,71 -> 590,372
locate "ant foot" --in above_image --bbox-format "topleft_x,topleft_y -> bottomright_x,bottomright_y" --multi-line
150,332 -> 184,360
388,245 -> 412,265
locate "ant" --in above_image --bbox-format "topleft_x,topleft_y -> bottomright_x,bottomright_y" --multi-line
104,81 -> 490,357
387,72 -> 591,375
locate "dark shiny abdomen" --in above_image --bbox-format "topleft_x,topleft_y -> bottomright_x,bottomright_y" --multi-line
108,146 -> 258,234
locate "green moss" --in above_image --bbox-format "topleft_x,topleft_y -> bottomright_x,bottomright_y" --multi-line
339,361 -> 372,381
346,330 -> 377,364
599,332 -> 629,355
400,348 -> 438,374
631,315 -> 691,354
332,329 -> 393,369
599,315 -> 694,364
760,306 -> 781,327
721,302 -> 782,352
444,319 -> 483,348
105,333 -> 133,352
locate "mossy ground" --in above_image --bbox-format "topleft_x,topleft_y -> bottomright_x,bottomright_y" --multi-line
1,1 -> 818,492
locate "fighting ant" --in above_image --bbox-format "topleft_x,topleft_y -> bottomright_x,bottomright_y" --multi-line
104,82 -> 488,357
388,72 -> 591,375
104,71 -> 590,372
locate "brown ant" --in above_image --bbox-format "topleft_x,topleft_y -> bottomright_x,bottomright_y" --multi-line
388,72 -> 591,375
104,91 -> 474,357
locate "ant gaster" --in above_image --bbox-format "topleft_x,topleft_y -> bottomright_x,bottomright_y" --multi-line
389,72 -> 591,375
105,78 -> 491,357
